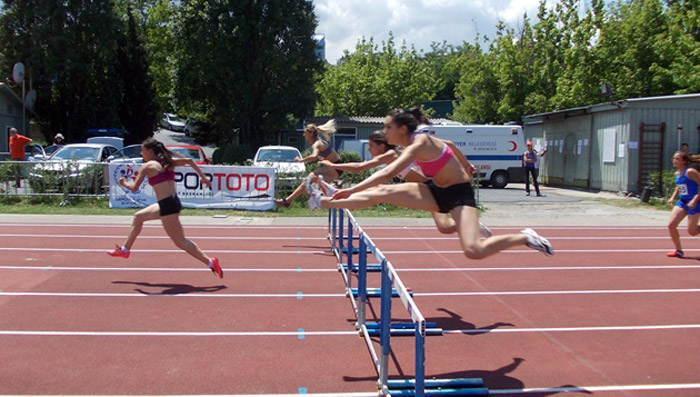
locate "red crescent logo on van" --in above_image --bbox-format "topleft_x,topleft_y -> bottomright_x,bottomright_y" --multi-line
508,141 -> 517,151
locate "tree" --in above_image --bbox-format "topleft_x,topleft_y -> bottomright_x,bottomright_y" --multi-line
116,8 -> 159,144
0,0 -> 158,143
315,34 -> 438,116
174,0 -> 322,149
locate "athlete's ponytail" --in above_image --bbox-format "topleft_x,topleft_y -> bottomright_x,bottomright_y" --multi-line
306,119 -> 336,141
142,138 -> 175,171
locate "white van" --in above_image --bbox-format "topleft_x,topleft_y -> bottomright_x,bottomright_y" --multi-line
417,124 -> 525,188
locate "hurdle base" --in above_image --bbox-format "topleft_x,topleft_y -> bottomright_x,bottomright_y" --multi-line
350,287 -> 412,298
341,263 -> 382,273
387,378 -> 488,396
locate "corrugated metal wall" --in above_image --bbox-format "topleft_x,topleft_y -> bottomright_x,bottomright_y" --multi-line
590,109 -> 630,192
524,95 -> 700,194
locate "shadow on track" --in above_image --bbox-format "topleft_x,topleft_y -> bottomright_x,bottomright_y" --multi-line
112,281 -> 226,295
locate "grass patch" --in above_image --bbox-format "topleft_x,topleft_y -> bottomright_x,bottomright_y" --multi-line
592,197 -> 671,211
0,196 -> 431,218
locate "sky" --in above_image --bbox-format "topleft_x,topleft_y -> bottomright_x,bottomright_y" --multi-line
313,0 -> 556,64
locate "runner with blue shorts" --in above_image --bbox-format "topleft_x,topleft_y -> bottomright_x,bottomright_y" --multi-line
667,151 -> 700,257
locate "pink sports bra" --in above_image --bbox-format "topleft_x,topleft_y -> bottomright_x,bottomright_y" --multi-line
148,169 -> 175,186
415,144 -> 453,178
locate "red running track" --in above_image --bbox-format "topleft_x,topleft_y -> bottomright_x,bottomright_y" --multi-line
1,222 -> 700,395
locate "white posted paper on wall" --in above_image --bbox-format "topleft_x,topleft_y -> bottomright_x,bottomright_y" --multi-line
603,128 -> 616,163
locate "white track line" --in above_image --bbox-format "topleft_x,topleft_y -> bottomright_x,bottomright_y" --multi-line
1,265 -> 700,273
0,330 -> 357,337
0,234 -> 327,240
490,383 -> 700,394
3,324 -> 700,337
0,233 -> 691,241
0,247 -> 696,255
0,248 -> 329,254
0,292 -> 346,298
3,288 -> 700,299
4,384 -> 700,396
0,266 -> 336,272
414,288 -> 700,297
444,324 -> 700,334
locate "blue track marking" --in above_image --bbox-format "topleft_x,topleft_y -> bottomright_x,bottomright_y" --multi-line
297,291 -> 303,300
297,328 -> 305,339
298,387 -> 307,394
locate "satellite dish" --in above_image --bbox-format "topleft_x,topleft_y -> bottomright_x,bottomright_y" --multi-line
12,62 -> 25,84
25,90 -> 37,110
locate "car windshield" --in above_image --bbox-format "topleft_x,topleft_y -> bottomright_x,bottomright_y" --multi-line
113,145 -> 142,159
168,114 -> 184,123
170,147 -> 202,161
51,147 -> 100,161
256,149 -> 298,162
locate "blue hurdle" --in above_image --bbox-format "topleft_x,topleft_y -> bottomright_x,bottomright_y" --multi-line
328,208 -> 488,396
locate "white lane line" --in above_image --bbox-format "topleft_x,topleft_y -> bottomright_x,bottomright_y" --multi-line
0,330 -> 357,337
0,233 -> 686,241
2,288 -> 700,299
444,324 -> 700,334
385,249 -> 700,254
0,223 -> 672,230
4,324 -> 700,337
0,248 -> 329,254
0,247 -> 695,255
0,266 -> 336,272
0,393 -> 377,397
2,265 -> 699,273
0,292 -> 346,298
415,288 -> 700,297
490,383 -> 700,394
0,223 -> 327,230
0,234 -> 326,240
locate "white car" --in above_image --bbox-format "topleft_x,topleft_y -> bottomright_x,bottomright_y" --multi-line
29,143 -> 119,193
160,113 -> 186,132
252,145 -> 305,175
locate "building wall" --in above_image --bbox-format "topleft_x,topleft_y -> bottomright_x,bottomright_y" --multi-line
531,115 -> 593,188
0,91 -> 24,153
590,109 -> 631,192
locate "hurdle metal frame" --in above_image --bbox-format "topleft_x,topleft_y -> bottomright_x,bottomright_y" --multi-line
329,208 -> 427,396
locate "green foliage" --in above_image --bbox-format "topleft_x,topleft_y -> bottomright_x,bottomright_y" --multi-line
315,34 -> 439,116
0,0 -> 158,142
212,142 -> 254,165
174,0 -> 322,148
648,169 -> 677,199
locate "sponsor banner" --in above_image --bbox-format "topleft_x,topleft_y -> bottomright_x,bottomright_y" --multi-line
108,163 -> 275,211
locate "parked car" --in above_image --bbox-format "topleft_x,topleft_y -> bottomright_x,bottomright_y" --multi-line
107,144 -> 143,164
160,113 -> 186,132
167,145 -> 210,165
252,145 -> 305,174
183,118 -> 199,137
29,143 -> 119,193
25,144 -> 47,162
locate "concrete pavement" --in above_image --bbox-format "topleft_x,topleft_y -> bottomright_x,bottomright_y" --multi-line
0,184 -> 671,227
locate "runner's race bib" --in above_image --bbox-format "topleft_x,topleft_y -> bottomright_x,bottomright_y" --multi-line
679,184 -> 689,196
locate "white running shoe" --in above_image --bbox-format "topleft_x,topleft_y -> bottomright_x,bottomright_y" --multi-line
521,228 -> 553,256
479,221 -> 492,238
318,178 -> 336,197
307,190 -> 322,211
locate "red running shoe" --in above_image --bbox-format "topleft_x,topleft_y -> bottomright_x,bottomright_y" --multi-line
107,245 -> 130,259
210,257 -> 223,278
667,250 -> 684,258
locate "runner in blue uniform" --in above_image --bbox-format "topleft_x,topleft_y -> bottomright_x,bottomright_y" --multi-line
667,151 -> 700,257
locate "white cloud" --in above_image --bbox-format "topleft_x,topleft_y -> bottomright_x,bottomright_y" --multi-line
313,0 -> 561,64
